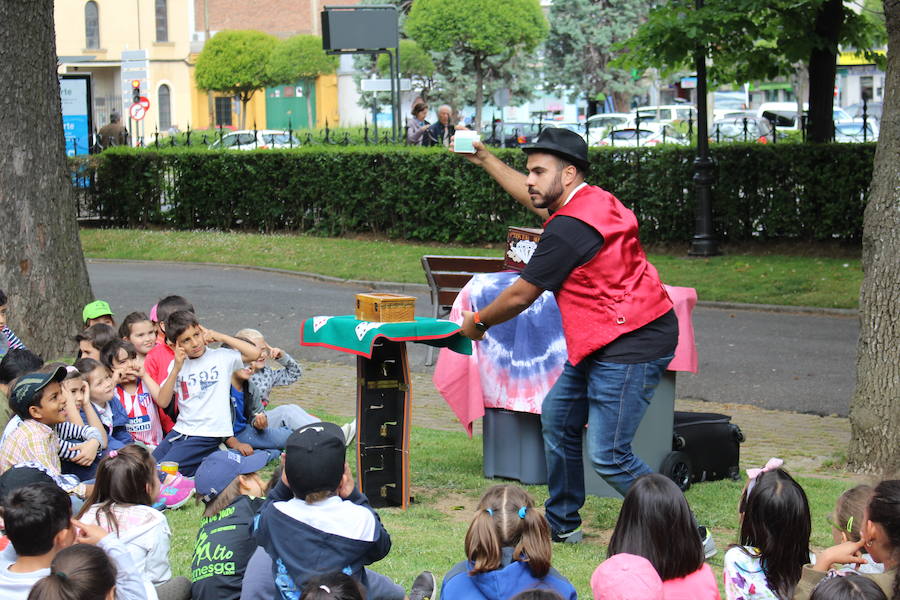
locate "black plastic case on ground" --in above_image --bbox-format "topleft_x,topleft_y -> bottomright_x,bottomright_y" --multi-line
662,411 -> 744,489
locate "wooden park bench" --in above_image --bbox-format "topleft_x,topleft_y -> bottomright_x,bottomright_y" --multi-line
420,255 -> 507,365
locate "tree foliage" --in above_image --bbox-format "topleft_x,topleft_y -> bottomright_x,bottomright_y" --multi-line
376,39 -> 437,99
195,30 -> 279,128
622,0 -> 883,84
406,0 -> 548,128
268,35 -> 337,84
544,0 -> 651,110
620,0 -> 887,141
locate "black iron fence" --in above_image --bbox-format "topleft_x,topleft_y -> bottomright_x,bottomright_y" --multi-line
72,101 -> 876,157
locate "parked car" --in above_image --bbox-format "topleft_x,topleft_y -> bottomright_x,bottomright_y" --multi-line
634,104 -> 697,124
843,101 -> 883,124
596,123 -> 689,147
710,116 -> 774,143
585,113 -> 636,144
756,103 -> 852,132
833,120 -> 879,143
480,121 -> 541,147
544,121 -> 587,138
208,129 -> 301,150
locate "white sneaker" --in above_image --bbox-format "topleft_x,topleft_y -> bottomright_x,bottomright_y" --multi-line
341,419 -> 357,446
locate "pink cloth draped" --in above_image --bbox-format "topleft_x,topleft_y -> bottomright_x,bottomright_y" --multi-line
432,274 -> 698,436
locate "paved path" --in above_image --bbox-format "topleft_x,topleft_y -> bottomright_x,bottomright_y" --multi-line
88,259 -> 858,417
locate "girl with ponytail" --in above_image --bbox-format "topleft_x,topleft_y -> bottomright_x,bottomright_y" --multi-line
27,544 -> 116,600
796,479 -> 900,600
440,484 -> 576,600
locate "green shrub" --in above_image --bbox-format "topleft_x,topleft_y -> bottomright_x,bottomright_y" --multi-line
73,143 -> 875,243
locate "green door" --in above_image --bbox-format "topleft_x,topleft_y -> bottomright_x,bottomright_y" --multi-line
265,79 -> 316,130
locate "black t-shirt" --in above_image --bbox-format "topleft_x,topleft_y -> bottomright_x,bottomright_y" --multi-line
191,495 -> 266,600
520,215 -> 677,363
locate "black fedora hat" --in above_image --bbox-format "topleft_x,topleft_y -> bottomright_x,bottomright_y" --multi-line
521,127 -> 589,171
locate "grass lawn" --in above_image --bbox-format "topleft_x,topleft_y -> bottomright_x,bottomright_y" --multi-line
80,229 -> 862,309
164,412 -> 849,599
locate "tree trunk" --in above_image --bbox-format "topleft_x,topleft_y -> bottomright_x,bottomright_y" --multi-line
305,80 -> 314,129
240,94 -> 250,129
474,54 -> 484,132
807,0 -> 843,142
848,0 -> 900,475
0,0 -> 93,359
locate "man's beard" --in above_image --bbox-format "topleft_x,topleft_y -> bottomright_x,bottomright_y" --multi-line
529,174 -> 564,209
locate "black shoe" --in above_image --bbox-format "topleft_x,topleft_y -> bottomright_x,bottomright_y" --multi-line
409,570 -> 435,600
551,527 -> 583,544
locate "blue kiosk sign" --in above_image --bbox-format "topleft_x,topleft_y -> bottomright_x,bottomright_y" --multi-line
60,74 -> 93,156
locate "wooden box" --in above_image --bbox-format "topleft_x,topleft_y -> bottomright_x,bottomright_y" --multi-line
355,293 -> 416,322
504,226 -> 543,272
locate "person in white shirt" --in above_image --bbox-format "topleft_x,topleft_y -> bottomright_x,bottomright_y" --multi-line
0,481 -> 147,600
153,311 -> 260,477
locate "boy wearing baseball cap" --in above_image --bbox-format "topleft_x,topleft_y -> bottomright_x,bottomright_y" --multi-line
0,367 -> 104,499
190,449 -> 270,600
254,422 -> 434,600
82,300 -> 115,328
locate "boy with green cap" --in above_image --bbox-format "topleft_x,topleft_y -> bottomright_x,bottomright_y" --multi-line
82,300 -> 115,328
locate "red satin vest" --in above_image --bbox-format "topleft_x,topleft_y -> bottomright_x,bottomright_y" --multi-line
545,184 -> 672,365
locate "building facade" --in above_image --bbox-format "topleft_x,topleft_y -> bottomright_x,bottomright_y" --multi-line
55,0 -> 354,144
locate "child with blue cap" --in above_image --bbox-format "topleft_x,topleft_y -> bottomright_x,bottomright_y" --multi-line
190,449 -> 270,600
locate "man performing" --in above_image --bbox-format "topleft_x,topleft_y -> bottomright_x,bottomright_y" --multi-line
456,128 -> 678,543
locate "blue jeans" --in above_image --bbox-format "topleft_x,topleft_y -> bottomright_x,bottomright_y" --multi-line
235,404 -> 317,450
541,354 -> 673,534
152,431 -> 222,477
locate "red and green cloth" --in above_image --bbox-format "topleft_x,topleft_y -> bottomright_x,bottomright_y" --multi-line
300,315 -> 472,358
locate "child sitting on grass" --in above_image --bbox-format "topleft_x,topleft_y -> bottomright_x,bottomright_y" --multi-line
0,350 -> 44,437
153,310 -> 261,476
120,312 -> 158,362
0,481 -> 146,600
830,485 -> 884,574
253,422 -> 433,600
58,366 -> 107,479
0,367 -> 104,500
809,573 -> 887,600
190,449 -> 270,600
102,340 -> 163,449
236,329 -> 355,445
600,473 -> 719,600
794,479 -> 899,600
724,460 -> 813,600
27,544 -> 118,600
0,289 -> 27,361
73,358 -> 132,451
441,484 -> 576,600
144,295 -> 195,434
74,324 -> 117,362
77,445 -> 191,600
82,300 -> 115,329
300,573 -> 366,600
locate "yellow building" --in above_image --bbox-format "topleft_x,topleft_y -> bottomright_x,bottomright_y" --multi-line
54,0 -> 339,142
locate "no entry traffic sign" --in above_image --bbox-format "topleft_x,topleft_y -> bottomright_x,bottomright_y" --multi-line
130,102 -> 146,121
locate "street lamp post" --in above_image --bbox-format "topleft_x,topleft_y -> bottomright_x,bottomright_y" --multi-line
689,0 -> 720,257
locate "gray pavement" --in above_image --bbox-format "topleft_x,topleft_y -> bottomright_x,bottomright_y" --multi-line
87,259 -> 858,417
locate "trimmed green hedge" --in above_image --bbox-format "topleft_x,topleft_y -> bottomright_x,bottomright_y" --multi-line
75,143 -> 875,243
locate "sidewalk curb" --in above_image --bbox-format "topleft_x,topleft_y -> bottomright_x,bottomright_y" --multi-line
86,258 -> 858,317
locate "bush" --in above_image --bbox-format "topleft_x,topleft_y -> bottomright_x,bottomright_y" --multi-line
75,143 -> 875,244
